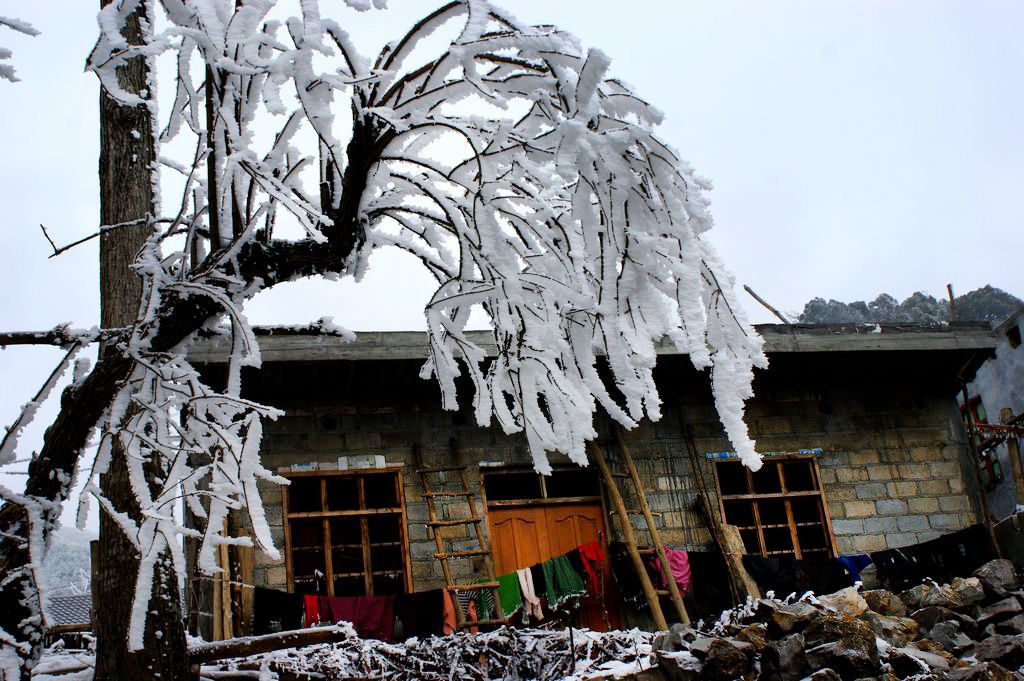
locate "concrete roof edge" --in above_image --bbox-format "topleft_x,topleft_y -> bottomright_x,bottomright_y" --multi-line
187,322 -> 997,365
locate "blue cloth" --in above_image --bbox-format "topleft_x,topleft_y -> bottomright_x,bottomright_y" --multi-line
837,554 -> 873,584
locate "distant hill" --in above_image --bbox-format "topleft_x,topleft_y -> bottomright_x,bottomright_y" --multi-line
797,286 -> 1022,325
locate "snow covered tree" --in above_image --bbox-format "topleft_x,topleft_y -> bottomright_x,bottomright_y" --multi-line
0,1 -> 765,677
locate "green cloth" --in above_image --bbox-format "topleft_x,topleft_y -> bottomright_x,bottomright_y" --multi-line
541,555 -> 586,609
497,572 -> 522,618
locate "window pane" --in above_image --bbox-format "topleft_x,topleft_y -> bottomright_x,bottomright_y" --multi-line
364,473 -> 399,509
289,477 -> 322,513
333,574 -> 365,597
716,462 -> 748,496
790,497 -> 823,523
325,477 -> 360,511
782,461 -> 816,492
740,529 -> 761,554
367,514 -> 403,545
763,527 -> 794,553
723,500 -> 755,528
372,572 -> 405,596
546,469 -> 600,498
484,472 -> 542,501
797,524 -> 828,551
751,464 -> 782,494
757,498 -> 787,526
289,519 -> 325,594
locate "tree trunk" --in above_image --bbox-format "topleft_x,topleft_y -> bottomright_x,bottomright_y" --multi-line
92,2 -> 189,679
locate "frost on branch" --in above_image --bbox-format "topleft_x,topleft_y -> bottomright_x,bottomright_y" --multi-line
355,4 -> 768,472
60,0 -> 764,652
0,16 -> 39,83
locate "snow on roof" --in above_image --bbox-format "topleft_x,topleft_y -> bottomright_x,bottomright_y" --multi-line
46,594 -> 92,629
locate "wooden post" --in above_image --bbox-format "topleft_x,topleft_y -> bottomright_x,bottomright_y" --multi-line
1002,408 -> 1024,506
614,426 -> 690,624
590,441 -> 669,631
218,519 -> 233,640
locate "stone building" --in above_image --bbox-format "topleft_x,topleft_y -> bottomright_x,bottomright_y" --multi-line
189,322 -> 995,633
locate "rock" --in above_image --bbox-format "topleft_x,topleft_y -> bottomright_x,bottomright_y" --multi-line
656,650 -> 702,681
946,661 -> 1018,681
909,639 -> 957,666
697,639 -> 749,681
974,560 -> 1020,598
910,605 -> 956,630
975,634 -> 1024,669
758,633 -> 806,681
862,612 -> 919,647
978,597 -> 1024,627
920,584 -> 965,610
892,645 -> 951,673
926,620 -> 974,655
805,640 -> 878,680
818,587 -> 869,618
885,647 -> 932,677
802,615 -> 879,679
995,614 -> 1024,635
910,606 -> 978,637
899,584 -> 932,611
951,576 -> 986,606
863,589 -> 907,617
734,623 -> 768,652
687,637 -> 717,659
806,670 -> 841,681
655,624 -> 699,653
759,600 -> 819,636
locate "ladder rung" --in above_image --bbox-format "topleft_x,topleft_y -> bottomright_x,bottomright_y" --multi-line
426,518 -> 482,527
449,582 -> 499,591
611,472 -> 630,478
417,465 -> 467,474
436,549 -> 491,559
655,589 -> 670,596
609,508 -> 643,515
423,490 -> 473,497
638,548 -> 656,555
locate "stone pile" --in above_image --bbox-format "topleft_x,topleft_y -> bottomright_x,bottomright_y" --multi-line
653,559 -> 1024,681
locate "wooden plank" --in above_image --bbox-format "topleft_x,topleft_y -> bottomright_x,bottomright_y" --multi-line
236,529 -> 255,637
590,441 -> 669,631
1002,408 -> 1024,505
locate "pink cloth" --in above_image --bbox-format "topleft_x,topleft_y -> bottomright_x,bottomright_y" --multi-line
649,547 -> 691,597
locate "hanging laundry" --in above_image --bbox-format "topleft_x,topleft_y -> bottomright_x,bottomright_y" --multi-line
496,572 -> 523,619
871,524 -> 995,590
442,589 -> 457,635
323,595 -> 396,641
252,587 -> 304,635
394,589 -> 445,639
517,567 -> 544,621
836,554 -> 873,585
530,563 -> 546,600
648,547 -> 692,598
609,541 -> 646,608
542,555 -> 587,609
577,540 -> 606,596
302,594 -> 322,628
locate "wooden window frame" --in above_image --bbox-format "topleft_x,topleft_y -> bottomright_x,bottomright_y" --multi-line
712,454 -> 838,559
480,465 -> 604,509
282,467 -> 413,596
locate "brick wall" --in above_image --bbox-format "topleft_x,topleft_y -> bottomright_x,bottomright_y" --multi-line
224,349 -> 978,596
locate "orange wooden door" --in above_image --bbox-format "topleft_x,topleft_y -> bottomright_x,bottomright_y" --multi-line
488,503 -> 618,630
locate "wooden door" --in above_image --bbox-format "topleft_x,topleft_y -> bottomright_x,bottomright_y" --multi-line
488,503 -> 618,630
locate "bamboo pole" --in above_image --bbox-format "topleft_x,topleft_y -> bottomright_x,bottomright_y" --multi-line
589,441 -> 668,631
614,426 -> 690,624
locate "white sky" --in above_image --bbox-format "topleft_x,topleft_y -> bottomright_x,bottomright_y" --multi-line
1,1 -> 1022,529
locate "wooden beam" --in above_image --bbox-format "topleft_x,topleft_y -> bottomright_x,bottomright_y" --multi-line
1002,408 -> 1024,506
188,625 -> 352,665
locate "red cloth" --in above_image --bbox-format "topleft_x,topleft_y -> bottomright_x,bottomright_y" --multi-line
324,595 -> 396,640
302,594 -> 321,628
577,540 -> 605,595
442,590 -> 457,635
649,546 -> 692,597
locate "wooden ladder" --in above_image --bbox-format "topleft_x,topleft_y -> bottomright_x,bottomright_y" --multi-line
414,439 -> 505,629
589,426 -> 690,629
